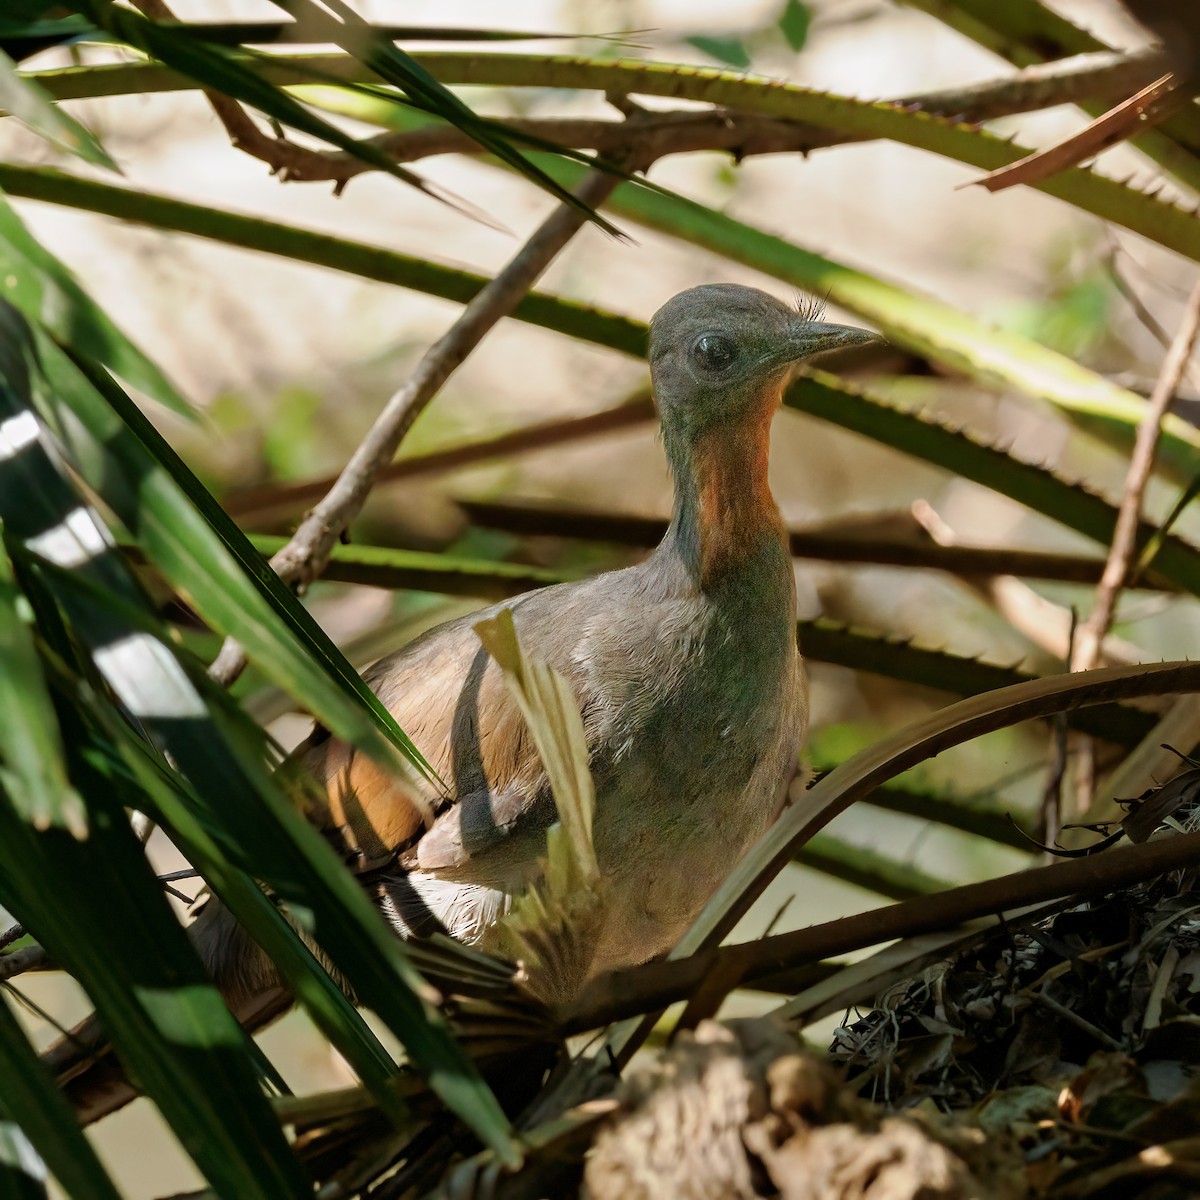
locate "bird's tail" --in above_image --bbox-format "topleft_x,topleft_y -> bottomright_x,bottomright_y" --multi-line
39,895 -> 291,1124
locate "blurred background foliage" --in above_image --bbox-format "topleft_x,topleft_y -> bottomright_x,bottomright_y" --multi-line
3,0 -> 1200,1195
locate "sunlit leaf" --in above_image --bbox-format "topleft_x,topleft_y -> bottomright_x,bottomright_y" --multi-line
0,552 -> 85,836
0,302 -> 518,1162
0,190 -> 190,417
33,340 -> 430,780
0,1118 -> 47,1200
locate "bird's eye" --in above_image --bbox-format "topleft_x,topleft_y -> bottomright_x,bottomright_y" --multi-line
691,333 -> 737,372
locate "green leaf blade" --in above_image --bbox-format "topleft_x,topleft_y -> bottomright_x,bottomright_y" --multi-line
0,48 -> 115,168
0,550 -> 85,836
0,190 -> 191,417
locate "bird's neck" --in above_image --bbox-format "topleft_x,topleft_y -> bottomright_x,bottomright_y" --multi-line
662,398 -> 785,590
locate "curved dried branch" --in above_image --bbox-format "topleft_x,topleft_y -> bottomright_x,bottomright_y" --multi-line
131,0 -> 369,190
566,827 -> 1200,1033
679,660 -> 1200,962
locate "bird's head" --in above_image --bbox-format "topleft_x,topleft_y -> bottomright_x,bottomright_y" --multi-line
648,283 -> 877,435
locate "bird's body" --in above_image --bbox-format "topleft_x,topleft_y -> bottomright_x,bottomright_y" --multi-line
194,284 -> 876,1007
267,284 -> 875,985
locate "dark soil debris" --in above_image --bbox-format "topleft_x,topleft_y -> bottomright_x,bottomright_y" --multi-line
830,870 -> 1200,1198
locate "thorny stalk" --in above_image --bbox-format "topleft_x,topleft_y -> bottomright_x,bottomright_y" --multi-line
143,46 -> 1167,188
459,497 -> 1178,587
54,23 -> 1166,188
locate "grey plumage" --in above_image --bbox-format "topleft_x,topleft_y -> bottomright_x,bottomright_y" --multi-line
211,283 -> 877,996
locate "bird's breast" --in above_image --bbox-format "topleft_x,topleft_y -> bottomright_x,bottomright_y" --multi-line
576,552 -> 804,969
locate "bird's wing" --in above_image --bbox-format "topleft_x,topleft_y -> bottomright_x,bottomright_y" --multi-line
294,592 -> 576,873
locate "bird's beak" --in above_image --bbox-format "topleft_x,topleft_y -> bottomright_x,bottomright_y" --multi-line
785,320 -> 880,364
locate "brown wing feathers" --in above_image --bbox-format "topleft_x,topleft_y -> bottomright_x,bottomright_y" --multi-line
299,617 -> 547,872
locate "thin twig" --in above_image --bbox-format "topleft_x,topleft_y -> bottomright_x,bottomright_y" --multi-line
1072,280 -> 1200,673
1033,986 -> 1124,1050
1040,607 -> 1079,848
1107,245 -> 1174,349
209,162 -> 630,686
1105,240 -> 1200,394
206,90 -> 359,191
911,499 -> 1139,665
